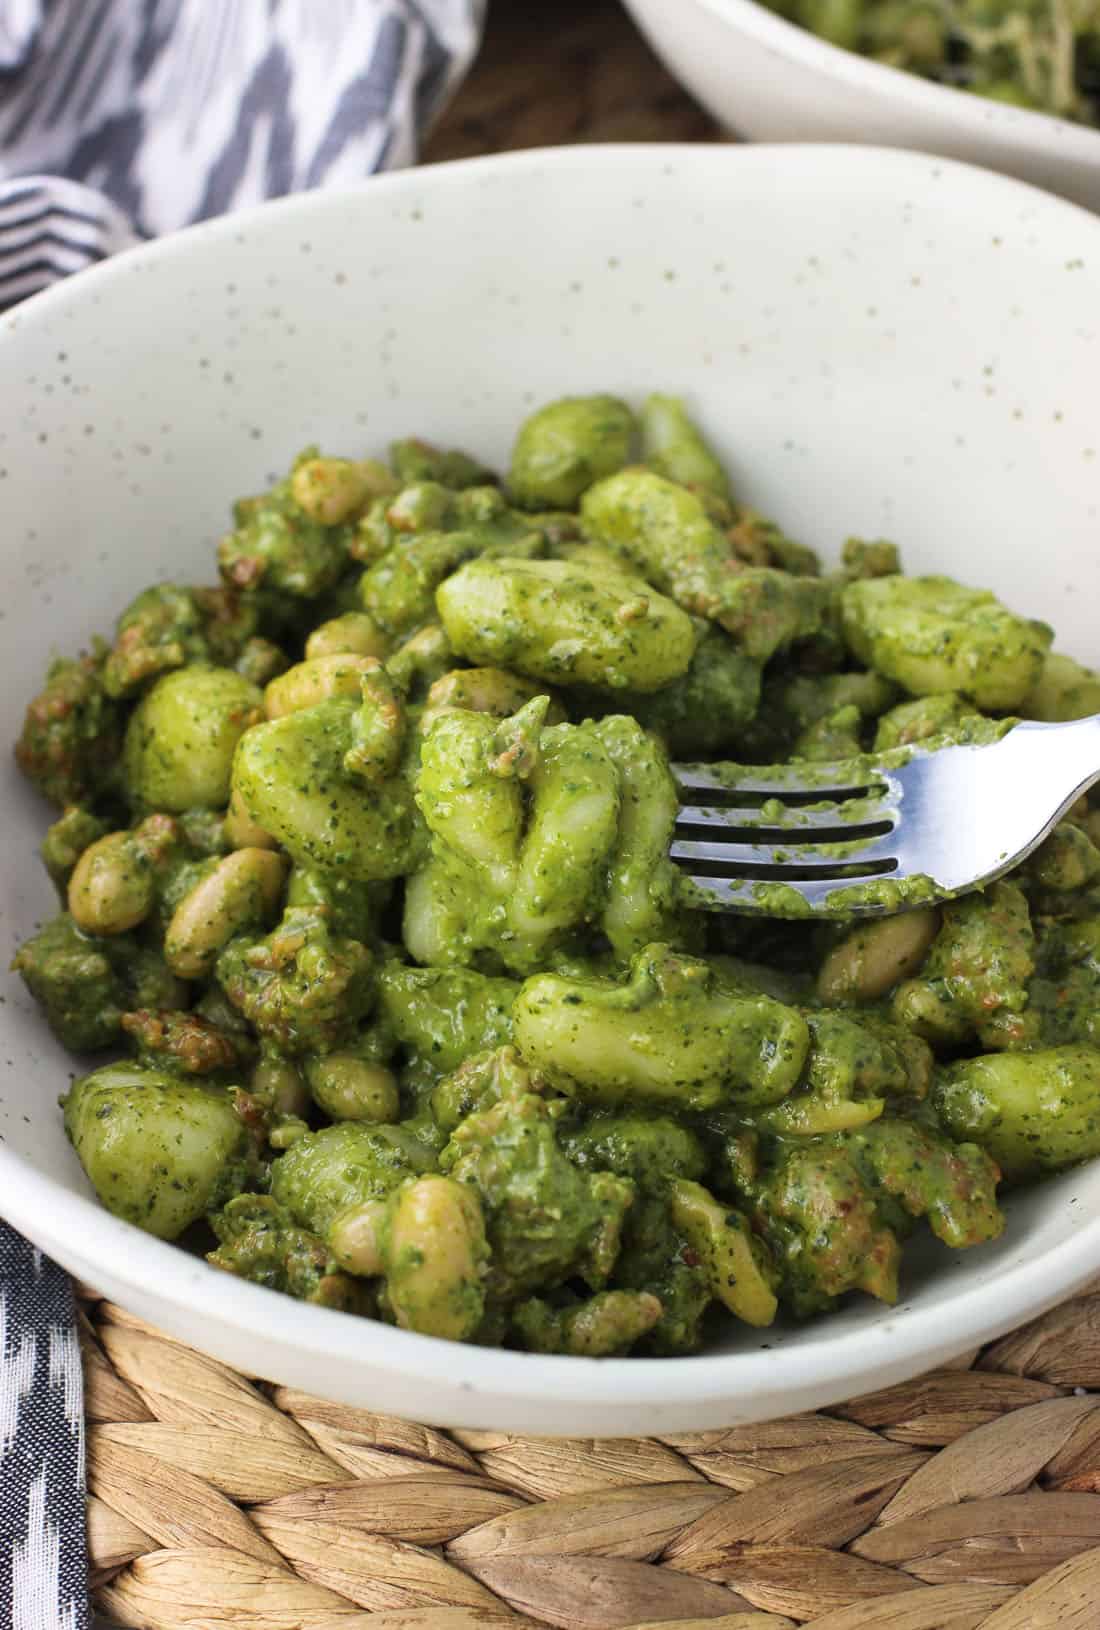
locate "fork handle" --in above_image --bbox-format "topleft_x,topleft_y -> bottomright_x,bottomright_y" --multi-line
1013,714 -> 1100,805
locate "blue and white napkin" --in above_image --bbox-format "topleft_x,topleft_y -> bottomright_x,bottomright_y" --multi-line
0,0 -> 483,308
0,3 -> 484,1624
0,1232 -> 87,1630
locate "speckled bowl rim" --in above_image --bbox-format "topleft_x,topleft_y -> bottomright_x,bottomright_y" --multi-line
692,0 -> 1100,161
2,143 -> 1100,1424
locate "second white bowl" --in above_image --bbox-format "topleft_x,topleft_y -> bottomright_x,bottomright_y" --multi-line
625,0 -> 1100,213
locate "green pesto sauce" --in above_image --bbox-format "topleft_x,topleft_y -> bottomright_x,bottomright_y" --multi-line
12,393 -> 1096,1359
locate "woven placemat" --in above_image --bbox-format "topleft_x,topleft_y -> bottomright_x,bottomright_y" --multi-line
81,1284 -> 1100,1630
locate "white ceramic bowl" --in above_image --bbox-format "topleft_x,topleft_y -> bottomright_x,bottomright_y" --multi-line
1,145 -> 1098,1434
624,0 -> 1100,213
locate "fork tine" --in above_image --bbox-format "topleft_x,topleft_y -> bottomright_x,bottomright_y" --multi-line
673,761 -> 885,800
681,873 -> 904,915
669,834 -> 899,870
673,798 -> 898,834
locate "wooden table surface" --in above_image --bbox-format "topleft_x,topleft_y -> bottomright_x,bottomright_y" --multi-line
424,0 -> 724,162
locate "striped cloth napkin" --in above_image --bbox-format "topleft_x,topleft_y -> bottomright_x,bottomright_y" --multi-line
0,3 -> 483,1624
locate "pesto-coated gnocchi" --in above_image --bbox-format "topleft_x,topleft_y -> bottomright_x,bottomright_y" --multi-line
13,391 -> 1099,1356
437,555 -> 696,692
841,575 -> 1052,711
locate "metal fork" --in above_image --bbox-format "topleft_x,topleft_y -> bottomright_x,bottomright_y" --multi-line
670,716 -> 1100,918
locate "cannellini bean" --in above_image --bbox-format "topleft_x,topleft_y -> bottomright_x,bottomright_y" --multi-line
165,847 -> 287,978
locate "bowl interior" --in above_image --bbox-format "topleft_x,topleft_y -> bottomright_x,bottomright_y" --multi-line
1,145 -> 1098,1428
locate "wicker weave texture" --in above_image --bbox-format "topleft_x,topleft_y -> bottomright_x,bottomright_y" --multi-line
81,1287 -> 1100,1629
